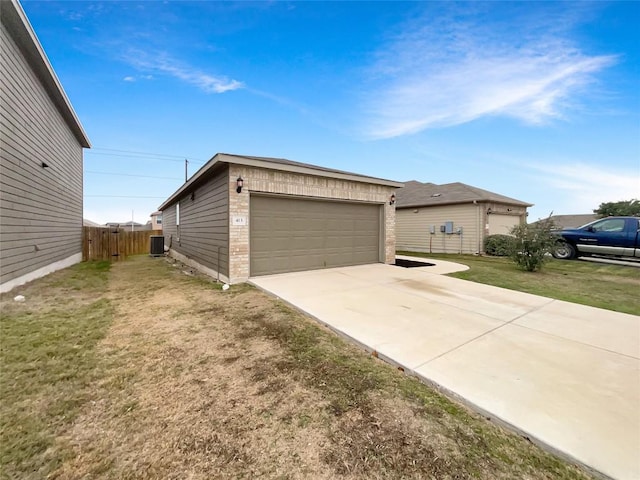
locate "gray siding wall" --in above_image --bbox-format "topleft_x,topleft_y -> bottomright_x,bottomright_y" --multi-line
161,166 -> 229,276
0,22 -> 83,285
162,204 -> 177,244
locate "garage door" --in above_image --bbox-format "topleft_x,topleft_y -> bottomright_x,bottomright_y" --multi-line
250,195 -> 381,276
488,214 -> 519,235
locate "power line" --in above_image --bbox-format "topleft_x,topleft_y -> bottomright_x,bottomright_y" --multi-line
86,151 -> 207,165
85,170 -> 182,181
91,146 -> 209,161
87,147 -> 208,164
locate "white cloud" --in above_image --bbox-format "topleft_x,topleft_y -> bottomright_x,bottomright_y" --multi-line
527,162 -> 640,215
122,49 -> 243,94
123,76 -> 136,82
362,5 -> 617,139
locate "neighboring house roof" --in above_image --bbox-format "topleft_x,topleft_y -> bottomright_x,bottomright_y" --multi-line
150,211 -> 162,216
159,153 -> 403,211
396,180 -> 533,209
106,221 -> 144,227
1,0 -> 90,148
83,218 -> 105,228
530,214 -> 598,229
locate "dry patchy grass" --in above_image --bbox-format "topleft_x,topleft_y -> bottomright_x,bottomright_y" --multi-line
1,256 -> 595,479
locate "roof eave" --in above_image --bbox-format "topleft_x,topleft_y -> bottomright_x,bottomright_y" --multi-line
217,153 -> 403,188
158,154 -> 222,210
397,199 -> 533,209
159,153 -> 404,211
2,0 -> 90,148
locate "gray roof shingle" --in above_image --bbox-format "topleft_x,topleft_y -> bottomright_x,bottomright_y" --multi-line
220,153 -> 399,183
396,180 -> 532,208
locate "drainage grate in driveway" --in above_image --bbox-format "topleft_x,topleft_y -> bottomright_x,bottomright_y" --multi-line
393,259 -> 435,268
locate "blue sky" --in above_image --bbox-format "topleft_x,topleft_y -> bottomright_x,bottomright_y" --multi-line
22,1 -> 640,225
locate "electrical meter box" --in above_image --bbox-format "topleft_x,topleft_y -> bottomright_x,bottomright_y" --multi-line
429,225 -> 436,234
444,221 -> 454,234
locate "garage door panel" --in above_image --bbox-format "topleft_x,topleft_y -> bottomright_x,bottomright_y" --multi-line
488,214 -> 519,235
250,195 -> 381,276
326,235 -> 349,248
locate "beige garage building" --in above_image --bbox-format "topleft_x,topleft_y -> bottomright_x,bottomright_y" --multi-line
159,154 -> 402,284
395,181 -> 532,255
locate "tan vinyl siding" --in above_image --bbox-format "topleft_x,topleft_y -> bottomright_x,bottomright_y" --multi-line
396,204 -> 482,254
0,21 -> 83,285
162,166 -> 229,277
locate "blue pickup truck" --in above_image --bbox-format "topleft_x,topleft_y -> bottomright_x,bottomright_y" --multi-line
552,216 -> 640,260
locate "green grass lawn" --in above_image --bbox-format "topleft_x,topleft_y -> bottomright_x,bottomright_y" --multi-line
398,251 -> 640,315
0,261 -> 113,479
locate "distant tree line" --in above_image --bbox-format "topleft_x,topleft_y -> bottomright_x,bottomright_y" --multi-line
593,199 -> 639,217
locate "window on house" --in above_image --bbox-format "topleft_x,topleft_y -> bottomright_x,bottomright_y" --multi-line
156,215 -> 162,225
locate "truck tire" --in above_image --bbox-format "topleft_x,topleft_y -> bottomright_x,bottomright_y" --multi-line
552,243 -> 576,260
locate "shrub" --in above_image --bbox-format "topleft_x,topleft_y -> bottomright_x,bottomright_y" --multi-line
484,234 -> 514,256
508,219 -> 557,272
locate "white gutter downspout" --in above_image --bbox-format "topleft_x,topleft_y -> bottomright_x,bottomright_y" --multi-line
474,200 -> 481,254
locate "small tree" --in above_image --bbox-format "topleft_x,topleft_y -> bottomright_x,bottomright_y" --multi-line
508,218 -> 557,272
484,234 -> 515,256
594,199 -> 640,217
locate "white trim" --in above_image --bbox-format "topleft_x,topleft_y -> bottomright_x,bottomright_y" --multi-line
0,252 -> 82,294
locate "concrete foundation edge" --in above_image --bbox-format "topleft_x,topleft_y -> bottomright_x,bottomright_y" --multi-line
0,252 -> 82,294
168,249 -> 231,284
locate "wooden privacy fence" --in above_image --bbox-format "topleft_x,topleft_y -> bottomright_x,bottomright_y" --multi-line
83,227 -> 163,261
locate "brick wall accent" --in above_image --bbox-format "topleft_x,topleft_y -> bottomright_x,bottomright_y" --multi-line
228,165 -> 397,283
228,171 -> 250,283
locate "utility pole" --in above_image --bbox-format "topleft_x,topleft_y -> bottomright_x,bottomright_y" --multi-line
185,159 -> 188,182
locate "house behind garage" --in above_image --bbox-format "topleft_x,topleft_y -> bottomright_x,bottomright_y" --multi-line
530,214 -> 597,230
0,0 -> 90,293
158,153 -> 402,284
395,181 -> 532,255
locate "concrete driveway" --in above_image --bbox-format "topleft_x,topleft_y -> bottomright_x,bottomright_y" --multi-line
250,258 -> 640,480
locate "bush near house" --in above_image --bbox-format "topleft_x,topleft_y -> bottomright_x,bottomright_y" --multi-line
508,220 -> 557,272
484,234 -> 514,256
